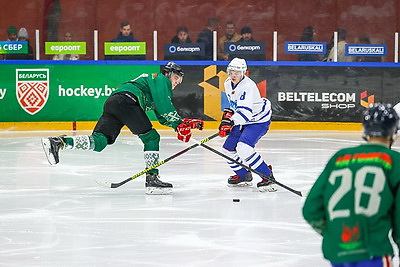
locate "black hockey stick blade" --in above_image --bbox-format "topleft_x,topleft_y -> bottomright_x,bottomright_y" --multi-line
95,132 -> 220,188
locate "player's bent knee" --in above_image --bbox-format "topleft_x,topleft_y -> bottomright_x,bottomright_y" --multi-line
92,132 -> 108,152
139,129 -> 160,151
236,142 -> 255,159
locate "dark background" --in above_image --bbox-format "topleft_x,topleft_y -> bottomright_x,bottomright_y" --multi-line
1,0 -> 399,61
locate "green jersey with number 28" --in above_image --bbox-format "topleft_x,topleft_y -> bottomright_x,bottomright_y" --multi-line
303,143 -> 400,264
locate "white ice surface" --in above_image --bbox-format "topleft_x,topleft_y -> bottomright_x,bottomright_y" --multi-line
0,129 -> 398,267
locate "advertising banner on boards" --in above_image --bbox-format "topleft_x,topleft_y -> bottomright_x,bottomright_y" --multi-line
0,64 -> 158,121
177,64 -> 400,122
0,41 -> 28,54
1,63 -> 399,123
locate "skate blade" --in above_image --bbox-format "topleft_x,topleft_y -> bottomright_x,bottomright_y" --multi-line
258,185 -> 278,192
227,182 -> 253,187
146,187 -> 173,195
41,138 -> 57,165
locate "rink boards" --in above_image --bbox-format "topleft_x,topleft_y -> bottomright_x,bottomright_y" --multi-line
0,60 -> 398,131
0,121 -> 362,131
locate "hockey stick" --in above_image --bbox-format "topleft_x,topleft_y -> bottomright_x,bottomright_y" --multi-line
198,142 -> 305,197
95,132 -> 220,188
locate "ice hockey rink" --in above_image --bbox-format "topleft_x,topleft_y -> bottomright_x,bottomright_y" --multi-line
1,129 -> 399,267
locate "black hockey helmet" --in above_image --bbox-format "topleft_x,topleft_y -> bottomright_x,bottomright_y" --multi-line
162,62 -> 184,78
362,103 -> 399,139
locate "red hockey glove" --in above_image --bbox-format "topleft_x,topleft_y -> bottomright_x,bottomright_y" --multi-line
182,118 -> 204,130
219,108 -> 235,137
176,123 -> 192,142
221,108 -> 234,120
219,119 -> 234,137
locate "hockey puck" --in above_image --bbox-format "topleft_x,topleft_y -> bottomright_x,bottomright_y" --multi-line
233,199 -> 240,202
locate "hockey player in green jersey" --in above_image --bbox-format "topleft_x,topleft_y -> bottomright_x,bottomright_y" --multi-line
41,62 -> 204,195
303,103 -> 400,267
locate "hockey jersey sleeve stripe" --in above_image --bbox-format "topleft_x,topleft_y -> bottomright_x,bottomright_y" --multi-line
257,109 -> 271,120
253,99 -> 267,117
236,110 -> 250,122
237,105 -> 253,113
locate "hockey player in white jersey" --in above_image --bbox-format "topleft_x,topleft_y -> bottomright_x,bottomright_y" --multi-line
219,58 -> 277,192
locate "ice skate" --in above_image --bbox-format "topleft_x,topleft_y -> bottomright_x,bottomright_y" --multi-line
257,165 -> 277,192
227,172 -> 253,187
257,176 -> 278,192
145,173 -> 173,195
41,136 -> 66,165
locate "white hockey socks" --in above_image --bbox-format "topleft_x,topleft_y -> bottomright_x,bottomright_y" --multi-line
68,135 -> 95,151
144,151 -> 159,170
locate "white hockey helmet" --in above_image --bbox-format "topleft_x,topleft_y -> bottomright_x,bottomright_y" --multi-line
227,57 -> 247,76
